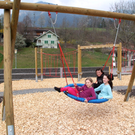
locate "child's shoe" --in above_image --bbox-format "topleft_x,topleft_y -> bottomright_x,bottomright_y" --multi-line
54,87 -> 61,92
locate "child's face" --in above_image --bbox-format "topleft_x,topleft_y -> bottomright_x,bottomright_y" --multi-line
85,80 -> 92,88
96,70 -> 102,77
103,75 -> 109,84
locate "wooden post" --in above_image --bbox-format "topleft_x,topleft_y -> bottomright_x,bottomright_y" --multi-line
78,45 -> 82,81
40,48 -> 43,81
35,47 -> 38,82
11,0 -> 21,66
117,44 -> 120,78
124,63 -> 135,101
117,43 -> 122,80
119,42 -> 122,80
4,4 -> 15,135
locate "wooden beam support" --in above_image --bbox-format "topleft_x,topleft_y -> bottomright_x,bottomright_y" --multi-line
124,63 -> 135,101
0,1 -> 135,21
4,3 -> 15,135
35,47 -> 38,82
119,43 -> 122,73
117,45 -> 120,77
11,0 -> 21,66
80,44 -> 119,50
40,48 -> 43,81
78,45 -> 82,81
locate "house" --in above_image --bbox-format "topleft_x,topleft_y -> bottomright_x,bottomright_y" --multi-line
33,28 -> 49,38
36,30 -> 59,48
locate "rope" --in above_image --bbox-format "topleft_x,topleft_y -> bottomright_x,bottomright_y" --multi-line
58,42 -> 79,97
102,19 -> 121,79
48,11 -> 57,35
48,11 -> 79,96
110,19 -> 121,78
102,47 -> 114,71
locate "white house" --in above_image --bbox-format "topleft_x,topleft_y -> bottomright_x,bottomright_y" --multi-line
36,30 -> 59,48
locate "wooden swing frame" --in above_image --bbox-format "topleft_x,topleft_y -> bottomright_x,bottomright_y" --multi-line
1,0 -> 135,134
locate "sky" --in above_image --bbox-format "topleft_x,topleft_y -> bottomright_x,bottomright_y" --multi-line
0,0 -> 130,15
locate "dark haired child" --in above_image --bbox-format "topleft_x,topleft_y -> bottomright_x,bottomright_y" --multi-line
93,68 -> 104,89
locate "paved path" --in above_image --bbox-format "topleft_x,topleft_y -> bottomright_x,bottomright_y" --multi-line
0,86 -> 135,96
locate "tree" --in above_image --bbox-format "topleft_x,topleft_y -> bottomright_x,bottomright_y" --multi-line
110,0 -> 135,48
59,17 -> 71,48
38,14 -> 45,28
15,32 -> 26,49
21,14 -> 34,47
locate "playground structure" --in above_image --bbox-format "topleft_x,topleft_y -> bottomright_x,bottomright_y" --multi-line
78,43 -> 122,81
35,47 -> 110,81
35,48 -> 77,81
1,0 -> 135,134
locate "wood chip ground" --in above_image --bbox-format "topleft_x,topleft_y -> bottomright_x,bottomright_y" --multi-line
0,75 -> 135,135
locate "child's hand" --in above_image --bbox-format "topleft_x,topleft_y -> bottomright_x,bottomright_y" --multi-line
100,97 -> 104,99
74,83 -> 77,86
84,98 -> 88,103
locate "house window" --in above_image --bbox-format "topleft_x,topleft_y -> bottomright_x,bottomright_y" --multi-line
51,41 -> 54,44
44,41 -> 48,44
48,35 -> 51,38
38,40 -> 41,43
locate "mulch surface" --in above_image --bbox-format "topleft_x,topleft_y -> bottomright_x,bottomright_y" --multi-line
117,89 -> 135,97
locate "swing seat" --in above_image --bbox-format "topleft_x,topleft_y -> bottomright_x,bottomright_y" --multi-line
64,83 -> 109,104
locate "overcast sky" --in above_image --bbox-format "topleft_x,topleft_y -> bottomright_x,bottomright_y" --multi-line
0,0 -> 131,15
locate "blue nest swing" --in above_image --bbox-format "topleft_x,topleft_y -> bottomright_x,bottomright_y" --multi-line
64,83 -> 108,104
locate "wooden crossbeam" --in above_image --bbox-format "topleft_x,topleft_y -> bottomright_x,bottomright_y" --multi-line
80,44 -> 119,50
0,1 -> 135,21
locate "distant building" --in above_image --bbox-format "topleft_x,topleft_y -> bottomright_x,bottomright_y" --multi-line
36,30 -> 59,48
33,28 -> 49,38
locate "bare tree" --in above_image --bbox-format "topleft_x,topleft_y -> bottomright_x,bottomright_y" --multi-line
59,17 -> 71,48
38,14 -> 45,28
20,14 -> 34,47
110,0 -> 135,48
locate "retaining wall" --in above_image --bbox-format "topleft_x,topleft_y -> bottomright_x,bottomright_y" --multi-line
0,67 -> 109,83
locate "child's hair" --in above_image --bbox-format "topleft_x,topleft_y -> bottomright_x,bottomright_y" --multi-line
95,68 -> 104,75
104,74 -> 113,89
85,77 -> 93,83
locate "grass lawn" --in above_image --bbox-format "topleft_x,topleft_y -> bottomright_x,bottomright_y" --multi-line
1,47 -> 112,69
12,47 -> 111,69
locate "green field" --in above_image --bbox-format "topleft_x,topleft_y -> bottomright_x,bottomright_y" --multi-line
0,47 -> 112,69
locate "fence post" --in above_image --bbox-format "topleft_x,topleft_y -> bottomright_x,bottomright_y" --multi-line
40,48 -> 43,81
117,43 -> 122,80
119,42 -> 122,80
60,67 -> 63,78
78,45 -> 82,81
117,45 -> 120,79
35,47 -> 38,82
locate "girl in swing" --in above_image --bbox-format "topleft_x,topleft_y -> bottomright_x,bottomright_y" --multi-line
94,74 -> 113,99
54,77 -> 96,103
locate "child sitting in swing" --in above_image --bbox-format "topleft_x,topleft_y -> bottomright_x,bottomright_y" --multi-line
54,77 -> 96,103
94,74 -> 113,99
